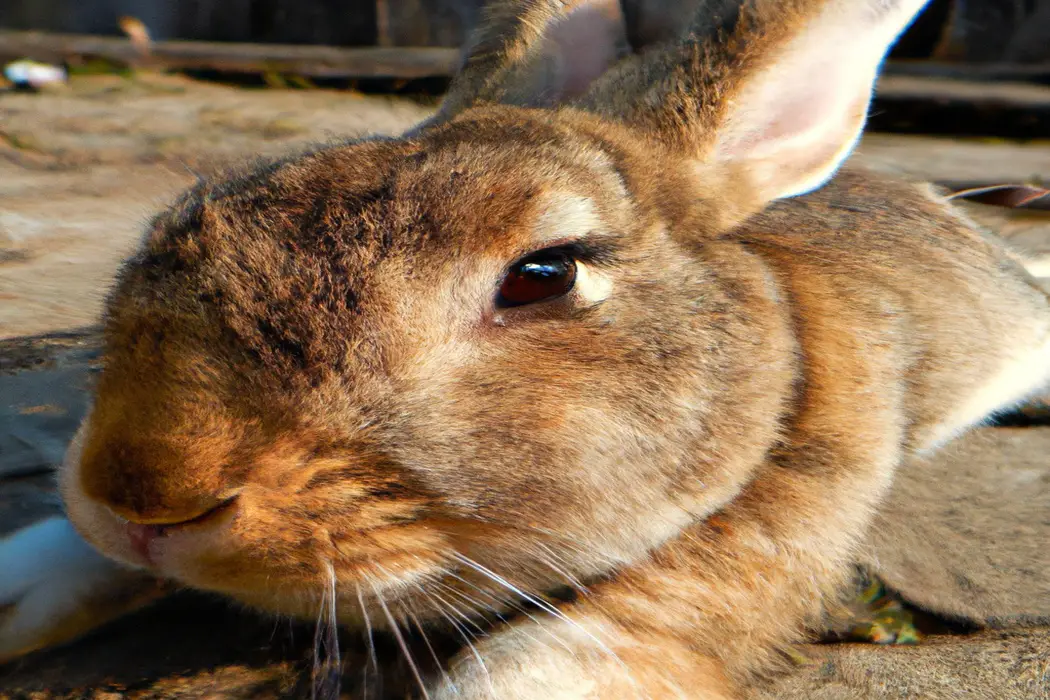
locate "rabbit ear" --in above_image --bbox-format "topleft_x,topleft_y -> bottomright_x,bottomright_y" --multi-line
585,0 -> 931,217
434,0 -> 628,119
709,0 -> 929,201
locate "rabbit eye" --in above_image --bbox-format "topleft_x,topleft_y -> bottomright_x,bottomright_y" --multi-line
497,249 -> 577,308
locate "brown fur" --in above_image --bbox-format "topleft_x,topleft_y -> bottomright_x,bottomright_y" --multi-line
54,1 -> 1050,697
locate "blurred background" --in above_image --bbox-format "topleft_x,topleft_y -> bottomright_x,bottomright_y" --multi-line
1,0 -> 1049,137
0,0 -> 1048,62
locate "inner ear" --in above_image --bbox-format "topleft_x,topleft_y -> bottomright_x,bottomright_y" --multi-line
622,0 -> 744,50
436,0 -> 629,119
537,0 -> 629,103
707,0 -> 931,205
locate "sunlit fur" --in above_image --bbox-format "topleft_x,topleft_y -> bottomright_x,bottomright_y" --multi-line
59,0 -> 1050,697
63,124 -> 788,616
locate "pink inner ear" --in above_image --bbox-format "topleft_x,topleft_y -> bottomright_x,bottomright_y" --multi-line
543,0 -> 626,100
711,34 -> 882,200
719,55 -> 851,158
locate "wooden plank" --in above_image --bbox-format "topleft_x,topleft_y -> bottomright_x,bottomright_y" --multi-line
885,59 -> 1050,83
855,134 -> 1050,184
877,75 -> 1050,107
0,30 -> 460,79
871,74 -> 1050,138
5,29 -> 1050,93
0,0 -> 382,47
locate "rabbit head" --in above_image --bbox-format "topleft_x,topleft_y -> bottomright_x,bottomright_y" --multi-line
62,0 -> 930,621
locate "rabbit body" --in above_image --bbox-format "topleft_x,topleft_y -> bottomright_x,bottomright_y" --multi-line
427,157 -> 1050,698
4,0 -> 1050,697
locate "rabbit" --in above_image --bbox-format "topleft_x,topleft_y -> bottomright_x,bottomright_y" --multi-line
4,0 -> 1050,697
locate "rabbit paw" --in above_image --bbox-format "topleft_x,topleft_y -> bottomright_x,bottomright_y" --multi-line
0,517 -> 166,662
431,615 -> 733,700
430,618 -> 605,700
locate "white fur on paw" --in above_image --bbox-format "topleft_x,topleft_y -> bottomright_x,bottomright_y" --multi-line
430,616 -> 623,700
1024,253 -> 1050,279
0,517 -> 131,660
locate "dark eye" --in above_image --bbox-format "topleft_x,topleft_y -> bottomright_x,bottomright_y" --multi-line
497,249 -> 577,308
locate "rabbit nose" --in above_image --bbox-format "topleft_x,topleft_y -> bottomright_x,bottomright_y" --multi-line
103,493 -> 237,529
77,421 -> 242,526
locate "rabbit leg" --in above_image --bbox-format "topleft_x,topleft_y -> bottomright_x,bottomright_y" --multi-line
0,517 -> 166,662
431,610 -> 737,700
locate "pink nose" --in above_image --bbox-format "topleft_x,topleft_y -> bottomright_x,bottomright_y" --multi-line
126,523 -> 166,563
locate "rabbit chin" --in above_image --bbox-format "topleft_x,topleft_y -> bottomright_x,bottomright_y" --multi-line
57,424 -> 466,621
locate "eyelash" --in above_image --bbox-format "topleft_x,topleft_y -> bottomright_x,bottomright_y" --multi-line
508,241 -> 617,270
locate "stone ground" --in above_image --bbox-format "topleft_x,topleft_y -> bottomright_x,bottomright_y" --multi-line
1,74 -> 1049,699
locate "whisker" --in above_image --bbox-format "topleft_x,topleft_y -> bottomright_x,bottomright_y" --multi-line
450,553 -> 647,698
420,587 -> 494,696
407,607 -> 457,695
269,616 -> 282,644
439,574 -> 576,656
532,542 -> 589,592
422,588 -> 480,643
424,522 -> 618,571
446,560 -> 571,626
372,583 -> 431,700
510,524 -> 621,568
429,579 -> 505,625
356,584 -> 379,697
311,561 -> 342,700
451,554 -> 583,632
426,587 -> 489,635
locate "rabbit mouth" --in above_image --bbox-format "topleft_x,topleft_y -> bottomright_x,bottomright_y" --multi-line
121,495 -> 239,565
58,418 -> 599,626
60,435 -> 240,573
57,420 -> 455,612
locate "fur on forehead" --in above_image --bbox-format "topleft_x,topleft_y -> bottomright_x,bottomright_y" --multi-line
105,115 -> 641,389
131,110 -> 634,285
